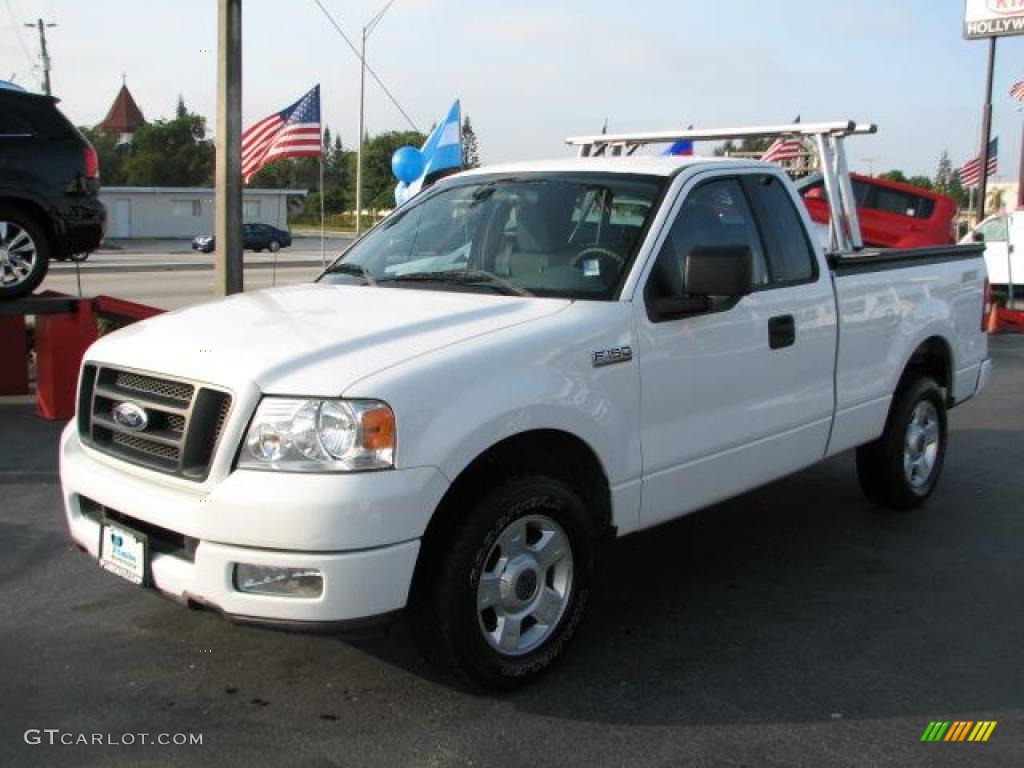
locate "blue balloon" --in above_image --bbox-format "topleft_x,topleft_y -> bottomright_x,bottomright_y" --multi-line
391,145 -> 425,184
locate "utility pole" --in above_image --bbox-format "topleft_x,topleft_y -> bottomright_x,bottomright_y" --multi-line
975,36 -> 997,225
24,19 -> 57,96
214,0 -> 243,296
355,0 -> 397,236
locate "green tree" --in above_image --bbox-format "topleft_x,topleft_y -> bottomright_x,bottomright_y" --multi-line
461,115 -> 480,168
907,175 -> 934,191
713,139 -> 738,157
118,100 -> 214,186
934,150 -> 969,208
361,129 -> 426,208
879,170 -> 908,184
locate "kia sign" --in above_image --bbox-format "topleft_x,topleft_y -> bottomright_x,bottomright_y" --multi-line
964,0 -> 1024,38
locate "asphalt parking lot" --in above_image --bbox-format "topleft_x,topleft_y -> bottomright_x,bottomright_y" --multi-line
1,337 -> 1022,768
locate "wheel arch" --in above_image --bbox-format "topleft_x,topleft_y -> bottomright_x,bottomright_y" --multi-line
412,428 -> 614,591
899,335 -> 953,403
0,193 -> 58,252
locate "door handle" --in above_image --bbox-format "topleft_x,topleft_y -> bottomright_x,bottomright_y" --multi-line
768,314 -> 796,350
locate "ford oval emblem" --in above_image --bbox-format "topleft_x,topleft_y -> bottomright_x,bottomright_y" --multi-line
112,401 -> 149,432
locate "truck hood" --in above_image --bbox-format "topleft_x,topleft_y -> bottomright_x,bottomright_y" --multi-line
86,284 -> 571,396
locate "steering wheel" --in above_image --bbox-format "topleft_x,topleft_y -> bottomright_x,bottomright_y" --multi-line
570,245 -> 624,271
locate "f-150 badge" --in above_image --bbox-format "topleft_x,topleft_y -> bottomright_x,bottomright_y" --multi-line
592,346 -> 633,368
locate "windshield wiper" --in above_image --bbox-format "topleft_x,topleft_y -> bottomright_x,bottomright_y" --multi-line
322,262 -> 377,286
379,269 -> 533,297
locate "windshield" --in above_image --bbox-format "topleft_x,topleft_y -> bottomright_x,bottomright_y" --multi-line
319,173 -> 665,300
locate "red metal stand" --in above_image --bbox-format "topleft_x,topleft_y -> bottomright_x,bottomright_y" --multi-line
996,307 -> 1024,332
35,299 -> 98,420
1,292 -> 165,421
0,314 -> 29,395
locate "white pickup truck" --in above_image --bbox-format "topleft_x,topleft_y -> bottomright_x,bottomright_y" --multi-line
60,122 -> 991,689
962,209 -> 1024,291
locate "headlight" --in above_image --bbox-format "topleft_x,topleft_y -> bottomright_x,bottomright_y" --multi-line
239,398 -> 395,472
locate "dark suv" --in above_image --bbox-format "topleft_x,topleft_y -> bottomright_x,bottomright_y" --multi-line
0,85 -> 106,299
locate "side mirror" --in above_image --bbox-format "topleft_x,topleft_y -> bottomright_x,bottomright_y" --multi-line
972,230 -> 985,243
685,245 -> 755,298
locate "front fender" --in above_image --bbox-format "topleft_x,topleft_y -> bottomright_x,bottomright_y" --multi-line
344,301 -> 643,531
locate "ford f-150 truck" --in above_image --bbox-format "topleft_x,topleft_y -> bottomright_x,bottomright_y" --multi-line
60,121 -> 991,689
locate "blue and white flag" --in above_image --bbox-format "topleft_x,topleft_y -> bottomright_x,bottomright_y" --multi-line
395,100 -> 462,205
663,140 -> 693,157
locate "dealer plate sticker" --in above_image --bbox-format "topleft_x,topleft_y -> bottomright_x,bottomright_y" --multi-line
99,524 -> 146,585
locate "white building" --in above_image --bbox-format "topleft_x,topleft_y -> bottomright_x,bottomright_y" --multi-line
100,187 -> 307,239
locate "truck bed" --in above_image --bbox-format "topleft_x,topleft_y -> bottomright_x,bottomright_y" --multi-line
824,242 -> 988,458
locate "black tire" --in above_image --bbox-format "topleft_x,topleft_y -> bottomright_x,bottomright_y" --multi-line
268,240 -> 281,253
410,474 -> 595,690
0,206 -> 50,300
254,247 -> 263,253
856,376 -> 947,510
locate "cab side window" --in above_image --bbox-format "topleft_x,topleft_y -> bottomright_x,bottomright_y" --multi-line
978,217 -> 1008,243
647,178 -> 768,305
745,174 -> 817,284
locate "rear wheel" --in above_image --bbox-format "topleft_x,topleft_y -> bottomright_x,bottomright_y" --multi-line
0,208 -> 50,300
411,474 -> 594,690
856,376 -> 947,510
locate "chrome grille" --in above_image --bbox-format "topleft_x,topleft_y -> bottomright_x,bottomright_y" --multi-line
78,365 -> 232,482
114,371 -> 194,403
112,432 -> 181,461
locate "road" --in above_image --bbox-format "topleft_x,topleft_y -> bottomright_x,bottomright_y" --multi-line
1,338 -> 1022,768
39,236 -> 353,310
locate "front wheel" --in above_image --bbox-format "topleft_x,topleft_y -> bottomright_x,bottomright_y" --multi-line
411,474 -> 594,690
856,376 -> 947,510
268,240 -> 281,253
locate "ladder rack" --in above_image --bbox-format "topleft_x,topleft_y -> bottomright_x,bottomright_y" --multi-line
565,121 -> 878,253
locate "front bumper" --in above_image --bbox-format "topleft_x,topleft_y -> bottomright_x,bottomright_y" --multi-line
60,424 -> 449,625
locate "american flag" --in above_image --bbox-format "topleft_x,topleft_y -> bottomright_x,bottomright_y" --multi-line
241,85 -> 321,183
761,136 -> 803,164
1011,80 -> 1024,102
959,137 -> 998,188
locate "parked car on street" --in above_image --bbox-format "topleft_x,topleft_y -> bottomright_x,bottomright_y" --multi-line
0,87 -> 105,300
61,121 -> 990,689
191,222 -> 292,254
797,172 -> 957,249
961,210 -> 1024,290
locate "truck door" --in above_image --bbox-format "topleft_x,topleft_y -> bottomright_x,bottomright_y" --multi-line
634,172 -> 837,529
973,215 -> 1013,286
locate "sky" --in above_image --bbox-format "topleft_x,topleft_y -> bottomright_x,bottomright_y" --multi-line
3,0 -> 1024,180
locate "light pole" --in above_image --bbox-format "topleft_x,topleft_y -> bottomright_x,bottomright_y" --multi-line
355,0 -> 397,236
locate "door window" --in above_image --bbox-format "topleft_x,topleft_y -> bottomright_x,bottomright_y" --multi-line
647,177 -> 768,304
745,174 -> 817,284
